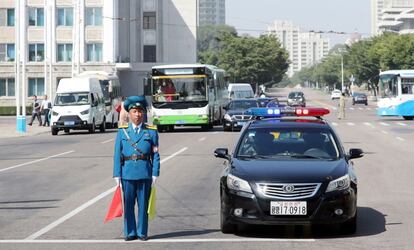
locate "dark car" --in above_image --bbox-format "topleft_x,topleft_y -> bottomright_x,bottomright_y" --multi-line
222,99 -> 259,131
214,107 -> 363,234
287,91 -> 306,107
351,93 -> 368,105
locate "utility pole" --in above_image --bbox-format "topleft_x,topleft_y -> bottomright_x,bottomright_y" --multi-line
341,54 -> 344,92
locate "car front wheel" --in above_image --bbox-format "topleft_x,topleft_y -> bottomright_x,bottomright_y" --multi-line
340,212 -> 357,234
220,199 -> 237,234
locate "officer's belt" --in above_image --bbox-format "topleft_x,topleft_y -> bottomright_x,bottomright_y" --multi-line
122,154 -> 150,161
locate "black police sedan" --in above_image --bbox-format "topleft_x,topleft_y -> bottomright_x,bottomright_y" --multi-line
222,99 -> 259,131
214,107 -> 363,234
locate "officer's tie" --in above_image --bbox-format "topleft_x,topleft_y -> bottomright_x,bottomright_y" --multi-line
135,127 -> 139,134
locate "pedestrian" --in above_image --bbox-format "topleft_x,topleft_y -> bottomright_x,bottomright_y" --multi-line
41,95 -> 52,126
28,95 -> 42,126
118,96 -> 129,128
338,92 -> 346,119
113,96 -> 160,241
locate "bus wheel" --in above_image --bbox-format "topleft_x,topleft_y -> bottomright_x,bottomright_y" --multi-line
403,116 -> 413,120
168,125 -> 174,132
157,125 -> 165,132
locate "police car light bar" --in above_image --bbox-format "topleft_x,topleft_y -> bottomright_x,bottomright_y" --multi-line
247,107 -> 330,118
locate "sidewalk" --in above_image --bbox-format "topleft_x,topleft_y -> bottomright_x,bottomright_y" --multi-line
0,116 -> 50,139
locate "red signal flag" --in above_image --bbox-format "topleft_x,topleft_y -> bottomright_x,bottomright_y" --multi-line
104,186 -> 123,223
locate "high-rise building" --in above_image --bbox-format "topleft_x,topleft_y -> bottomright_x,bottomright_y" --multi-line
373,0 -> 414,35
198,0 -> 225,26
267,21 -> 329,77
0,0 -> 197,108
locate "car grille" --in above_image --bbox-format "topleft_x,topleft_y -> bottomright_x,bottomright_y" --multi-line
256,183 -> 321,200
233,115 -> 253,120
58,115 -> 82,122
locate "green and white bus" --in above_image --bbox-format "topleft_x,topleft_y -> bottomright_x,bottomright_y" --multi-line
150,64 -> 228,132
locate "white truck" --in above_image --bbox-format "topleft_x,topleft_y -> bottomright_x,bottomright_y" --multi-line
50,76 -> 106,135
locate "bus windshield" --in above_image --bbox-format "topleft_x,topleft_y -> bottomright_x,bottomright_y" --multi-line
54,92 -> 90,106
152,77 -> 207,103
378,74 -> 398,98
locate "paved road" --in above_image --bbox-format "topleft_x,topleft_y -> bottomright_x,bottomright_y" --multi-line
0,88 -> 413,249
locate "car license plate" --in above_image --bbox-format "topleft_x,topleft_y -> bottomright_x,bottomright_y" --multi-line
270,201 -> 307,215
64,121 -> 75,126
237,121 -> 246,126
175,120 -> 185,124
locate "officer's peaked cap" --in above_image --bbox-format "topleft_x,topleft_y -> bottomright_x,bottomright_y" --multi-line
124,96 -> 147,111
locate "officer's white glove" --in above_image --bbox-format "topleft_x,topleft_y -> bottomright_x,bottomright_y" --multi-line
114,177 -> 121,186
152,176 -> 157,186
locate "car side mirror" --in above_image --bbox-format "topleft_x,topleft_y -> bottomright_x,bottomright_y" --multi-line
348,148 -> 364,159
214,148 -> 230,160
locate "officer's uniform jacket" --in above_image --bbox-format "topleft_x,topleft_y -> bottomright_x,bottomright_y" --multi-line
113,123 -> 160,180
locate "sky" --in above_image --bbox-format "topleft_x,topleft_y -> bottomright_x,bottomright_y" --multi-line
226,0 -> 371,47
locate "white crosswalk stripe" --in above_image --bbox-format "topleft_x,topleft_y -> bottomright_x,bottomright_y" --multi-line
331,122 -> 338,126
397,122 -> 407,126
347,122 -> 355,126
363,122 -> 375,128
379,122 -> 390,126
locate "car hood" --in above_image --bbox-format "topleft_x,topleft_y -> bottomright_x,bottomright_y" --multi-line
227,110 -> 252,116
231,158 -> 347,183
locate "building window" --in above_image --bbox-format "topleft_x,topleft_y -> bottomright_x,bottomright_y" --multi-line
28,78 -> 45,96
57,8 -> 73,26
0,9 -> 14,26
143,45 -> 156,62
85,7 -> 102,26
0,44 -> 15,62
57,44 -> 72,62
143,12 -> 156,29
0,78 -> 15,96
86,43 -> 102,62
29,44 -> 44,62
28,7 -> 44,26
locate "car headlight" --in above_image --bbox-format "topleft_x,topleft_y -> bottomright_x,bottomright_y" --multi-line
224,114 -> 232,121
80,109 -> 89,115
52,111 -> 59,116
227,174 -> 252,193
326,174 -> 350,193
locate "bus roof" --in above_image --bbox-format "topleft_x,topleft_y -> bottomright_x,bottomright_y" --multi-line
152,64 -> 220,71
380,70 -> 414,77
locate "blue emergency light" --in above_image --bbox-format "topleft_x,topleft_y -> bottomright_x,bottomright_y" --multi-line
247,107 -> 330,119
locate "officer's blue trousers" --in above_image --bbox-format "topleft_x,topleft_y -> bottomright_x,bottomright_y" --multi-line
122,179 -> 152,237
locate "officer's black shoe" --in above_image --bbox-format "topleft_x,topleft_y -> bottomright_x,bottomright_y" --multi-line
138,236 -> 148,241
124,236 -> 138,241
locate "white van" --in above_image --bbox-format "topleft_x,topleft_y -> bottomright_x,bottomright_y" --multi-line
228,83 -> 254,99
50,76 -> 106,135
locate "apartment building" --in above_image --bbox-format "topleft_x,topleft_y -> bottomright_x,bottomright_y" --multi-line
267,21 -> 329,77
0,0 -> 197,109
373,0 -> 414,34
198,0 -> 225,26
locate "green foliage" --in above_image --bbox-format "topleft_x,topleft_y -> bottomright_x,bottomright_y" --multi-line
292,33 -> 414,94
198,26 -> 289,86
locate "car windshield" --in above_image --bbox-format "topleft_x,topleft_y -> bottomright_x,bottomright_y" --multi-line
288,92 -> 302,98
228,100 -> 258,110
237,127 -> 340,160
54,92 -> 90,106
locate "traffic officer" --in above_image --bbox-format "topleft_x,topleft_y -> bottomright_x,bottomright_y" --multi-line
113,96 -> 160,241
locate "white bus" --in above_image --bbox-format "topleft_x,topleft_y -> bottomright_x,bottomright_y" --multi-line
79,71 -> 122,127
377,70 -> 414,120
150,64 -> 228,131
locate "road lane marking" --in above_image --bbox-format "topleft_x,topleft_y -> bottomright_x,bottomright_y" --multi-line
101,138 -> 115,144
346,122 -> 355,126
212,131 -> 219,134
310,100 -> 336,110
331,122 -> 338,126
0,151 -> 75,174
381,130 -> 388,134
379,122 -> 390,127
2,238 -> 315,243
397,122 -> 407,126
363,122 -> 375,128
25,147 -> 189,240
367,108 -> 371,110
198,137 -> 206,141
350,108 -> 355,110
396,137 -> 405,141
358,108 -> 363,110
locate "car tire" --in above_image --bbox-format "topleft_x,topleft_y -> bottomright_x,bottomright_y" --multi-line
365,102 -> 368,106
340,212 -> 357,234
352,101 -> 355,105
51,128 -> 58,136
403,116 -> 414,120
64,128 -> 70,134
220,200 -> 237,234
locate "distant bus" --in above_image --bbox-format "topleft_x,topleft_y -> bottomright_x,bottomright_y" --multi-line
79,71 -> 122,127
150,64 -> 228,131
377,70 -> 414,120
